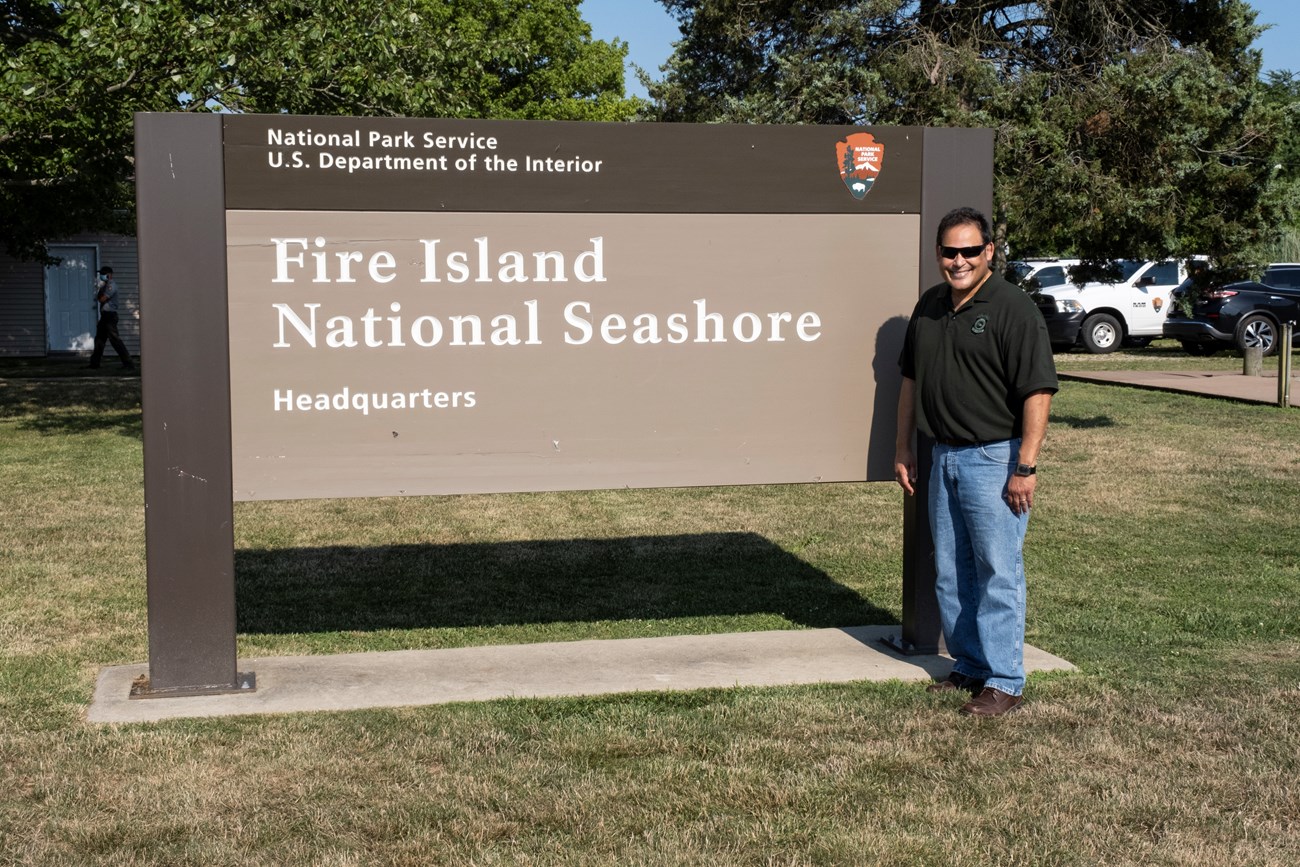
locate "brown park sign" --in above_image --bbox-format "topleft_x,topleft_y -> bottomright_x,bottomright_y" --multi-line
134,113 -> 992,694
226,210 -> 917,499
221,116 -> 928,499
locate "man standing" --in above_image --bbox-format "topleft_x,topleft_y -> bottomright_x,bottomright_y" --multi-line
895,207 -> 1057,717
89,266 -> 135,370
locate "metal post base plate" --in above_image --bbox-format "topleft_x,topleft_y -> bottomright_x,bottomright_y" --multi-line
129,671 -> 257,700
878,633 -> 941,656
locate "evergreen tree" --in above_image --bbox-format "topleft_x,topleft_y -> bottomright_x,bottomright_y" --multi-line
647,1 -> 1297,271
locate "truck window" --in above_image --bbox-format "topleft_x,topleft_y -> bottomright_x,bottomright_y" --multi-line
1117,260 -> 1145,282
1036,266 -> 1065,287
1147,262 -> 1178,285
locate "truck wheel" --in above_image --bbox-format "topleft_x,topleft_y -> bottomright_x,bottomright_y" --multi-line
1236,314 -> 1277,357
1081,313 -> 1122,354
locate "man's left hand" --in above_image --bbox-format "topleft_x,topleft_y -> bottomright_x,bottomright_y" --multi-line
1006,473 -> 1036,515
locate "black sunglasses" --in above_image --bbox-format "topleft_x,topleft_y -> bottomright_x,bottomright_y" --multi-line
939,244 -> 988,260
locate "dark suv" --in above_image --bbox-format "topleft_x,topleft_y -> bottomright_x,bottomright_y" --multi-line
1163,264 -> 1300,356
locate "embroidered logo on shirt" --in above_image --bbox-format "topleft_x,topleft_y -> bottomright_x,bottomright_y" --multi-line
971,316 -> 988,334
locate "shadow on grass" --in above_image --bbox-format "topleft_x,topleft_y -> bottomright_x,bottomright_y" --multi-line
0,377 -> 142,437
1052,414 -> 1116,429
236,532 -> 894,634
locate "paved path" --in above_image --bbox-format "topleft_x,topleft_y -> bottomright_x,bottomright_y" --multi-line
1061,368 -> 1296,406
88,627 -> 1076,723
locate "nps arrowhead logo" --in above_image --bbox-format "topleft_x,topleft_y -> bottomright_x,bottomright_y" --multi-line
836,132 -> 885,200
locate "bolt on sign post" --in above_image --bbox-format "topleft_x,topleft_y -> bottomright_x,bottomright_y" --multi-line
134,113 -> 992,695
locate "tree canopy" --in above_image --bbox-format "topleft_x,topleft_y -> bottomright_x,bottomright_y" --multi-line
647,0 -> 1298,274
1,0 -> 639,260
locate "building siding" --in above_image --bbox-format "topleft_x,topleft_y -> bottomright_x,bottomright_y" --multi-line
0,233 -> 141,357
0,254 -> 46,356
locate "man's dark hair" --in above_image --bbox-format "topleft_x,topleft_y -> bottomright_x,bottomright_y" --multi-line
935,207 -> 993,247
99,266 -> 113,275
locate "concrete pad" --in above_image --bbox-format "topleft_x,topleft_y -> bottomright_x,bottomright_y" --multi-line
87,627 -> 1076,723
1061,369 -> 1296,406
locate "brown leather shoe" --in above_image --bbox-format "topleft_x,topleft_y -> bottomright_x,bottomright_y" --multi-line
959,687 -> 1023,717
925,671 -> 985,694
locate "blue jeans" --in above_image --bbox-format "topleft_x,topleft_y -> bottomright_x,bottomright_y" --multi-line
929,439 -> 1029,696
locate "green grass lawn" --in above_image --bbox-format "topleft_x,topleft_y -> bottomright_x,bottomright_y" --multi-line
1,352 -> 1297,865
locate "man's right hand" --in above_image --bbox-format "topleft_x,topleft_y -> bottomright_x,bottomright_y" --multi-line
894,448 -> 916,496
895,377 -> 918,496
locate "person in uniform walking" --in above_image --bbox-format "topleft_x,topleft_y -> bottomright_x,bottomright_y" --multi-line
88,266 -> 135,370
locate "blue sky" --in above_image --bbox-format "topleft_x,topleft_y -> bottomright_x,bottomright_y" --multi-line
1250,0 -> 1300,77
582,0 -> 1300,100
580,0 -> 679,98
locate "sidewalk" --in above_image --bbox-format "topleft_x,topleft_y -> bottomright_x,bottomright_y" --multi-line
88,627 -> 1077,723
1060,368 -> 1297,406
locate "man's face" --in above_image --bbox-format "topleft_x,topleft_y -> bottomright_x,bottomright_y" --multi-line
936,222 -> 992,293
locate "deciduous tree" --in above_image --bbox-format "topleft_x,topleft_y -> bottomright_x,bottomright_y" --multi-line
1,0 -> 638,260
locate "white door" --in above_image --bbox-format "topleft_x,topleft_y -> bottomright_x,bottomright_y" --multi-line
44,246 -> 98,351
1127,260 -> 1181,336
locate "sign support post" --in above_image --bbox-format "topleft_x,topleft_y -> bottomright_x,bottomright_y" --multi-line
883,128 -> 994,655
135,113 -> 252,696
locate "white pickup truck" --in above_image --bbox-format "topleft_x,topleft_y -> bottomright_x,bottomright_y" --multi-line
1033,259 -> 1190,353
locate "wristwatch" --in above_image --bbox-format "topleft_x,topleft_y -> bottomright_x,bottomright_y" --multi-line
1014,463 -> 1037,477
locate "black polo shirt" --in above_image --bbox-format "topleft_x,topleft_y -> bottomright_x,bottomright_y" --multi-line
899,273 -> 1058,443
